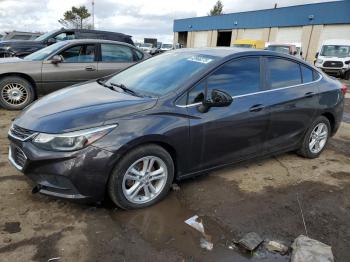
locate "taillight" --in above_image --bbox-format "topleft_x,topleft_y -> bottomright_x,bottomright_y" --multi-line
341,84 -> 347,96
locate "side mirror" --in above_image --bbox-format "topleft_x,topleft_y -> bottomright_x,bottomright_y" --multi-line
50,55 -> 63,64
47,38 -> 56,45
198,89 -> 233,113
315,52 -> 319,58
344,60 -> 350,65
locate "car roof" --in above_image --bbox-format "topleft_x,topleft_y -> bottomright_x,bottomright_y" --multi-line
322,39 -> 350,45
171,48 -> 312,67
173,47 -> 253,57
59,39 -> 137,48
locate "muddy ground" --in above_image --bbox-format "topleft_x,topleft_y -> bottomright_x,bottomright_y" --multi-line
1,93 -> 350,261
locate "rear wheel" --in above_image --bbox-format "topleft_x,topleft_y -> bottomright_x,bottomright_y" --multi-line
297,116 -> 330,158
0,76 -> 34,110
108,144 -> 174,209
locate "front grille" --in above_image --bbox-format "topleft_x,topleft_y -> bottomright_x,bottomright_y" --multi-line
9,125 -> 36,141
13,146 -> 27,168
9,144 -> 27,170
323,61 -> 343,68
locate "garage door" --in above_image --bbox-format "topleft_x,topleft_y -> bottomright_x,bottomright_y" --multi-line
318,25 -> 350,46
193,31 -> 208,48
276,27 -> 302,43
242,29 -> 264,39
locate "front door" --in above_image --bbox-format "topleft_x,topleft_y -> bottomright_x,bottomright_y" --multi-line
41,44 -> 98,93
186,57 -> 270,172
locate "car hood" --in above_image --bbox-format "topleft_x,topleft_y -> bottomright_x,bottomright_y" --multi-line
0,57 -> 24,64
0,40 -> 39,47
14,81 -> 158,133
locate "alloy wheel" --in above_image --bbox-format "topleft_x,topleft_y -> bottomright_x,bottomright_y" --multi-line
122,156 -> 168,204
1,82 -> 28,106
309,123 -> 328,154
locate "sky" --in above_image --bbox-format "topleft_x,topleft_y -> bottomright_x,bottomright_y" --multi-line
0,0 -> 339,43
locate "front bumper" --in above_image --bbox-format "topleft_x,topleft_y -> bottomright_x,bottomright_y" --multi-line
318,67 -> 348,76
8,138 -> 115,202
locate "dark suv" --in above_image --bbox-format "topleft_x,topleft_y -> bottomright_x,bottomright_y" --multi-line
8,48 -> 346,209
0,28 -> 134,58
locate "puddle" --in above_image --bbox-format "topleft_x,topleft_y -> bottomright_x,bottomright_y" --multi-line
110,193 -> 289,261
2,222 -> 21,234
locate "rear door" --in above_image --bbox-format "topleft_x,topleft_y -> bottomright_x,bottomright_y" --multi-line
263,56 -> 319,152
41,43 -> 98,93
96,43 -> 136,78
185,57 -> 270,172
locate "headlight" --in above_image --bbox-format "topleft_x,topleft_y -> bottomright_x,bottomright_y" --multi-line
316,59 -> 323,64
33,124 -> 117,151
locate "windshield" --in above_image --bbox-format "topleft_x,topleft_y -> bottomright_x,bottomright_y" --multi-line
24,41 -> 67,61
34,30 -> 58,41
162,44 -> 173,49
140,43 -> 152,48
321,45 -> 350,58
267,45 -> 290,54
106,52 -> 218,96
233,44 -> 253,48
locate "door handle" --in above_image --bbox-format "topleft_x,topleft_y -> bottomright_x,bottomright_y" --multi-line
304,92 -> 315,98
85,65 -> 96,71
249,104 -> 265,112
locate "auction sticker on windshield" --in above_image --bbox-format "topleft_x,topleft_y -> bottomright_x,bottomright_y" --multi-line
187,56 -> 214,64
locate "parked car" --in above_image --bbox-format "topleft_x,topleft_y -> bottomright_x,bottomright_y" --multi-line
8,48 -> 345,209
159,43 -> 174,53
139,43 -> 153,54
232,39 -> 265,49
1,31 -> 42,41
0,28 -> 134,58
0,39 -> 148,110
315,39 -> 350,79
266,43 -> 303,59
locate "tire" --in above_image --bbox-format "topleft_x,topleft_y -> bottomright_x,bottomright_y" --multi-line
108,144 -> 174,209
0,76 -> 35,110
344,70 -> 350,80
297,116 -> 331,159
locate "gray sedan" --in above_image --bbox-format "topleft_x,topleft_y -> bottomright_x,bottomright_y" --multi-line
0,39 -> 149,110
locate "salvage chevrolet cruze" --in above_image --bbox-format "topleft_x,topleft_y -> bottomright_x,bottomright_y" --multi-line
8,48 -> 345,209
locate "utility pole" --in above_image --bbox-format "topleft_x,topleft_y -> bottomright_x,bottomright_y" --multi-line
92,0 -> 95,29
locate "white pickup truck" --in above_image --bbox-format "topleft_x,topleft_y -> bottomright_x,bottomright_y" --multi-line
315,39 -> 350,80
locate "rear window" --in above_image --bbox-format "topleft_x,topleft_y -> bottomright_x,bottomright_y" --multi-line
267,57 -> 301,89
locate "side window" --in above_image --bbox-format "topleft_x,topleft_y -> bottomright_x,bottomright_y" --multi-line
54,32 -> 75,41
59,44 -> 96,63
207,57 -> 260,96
267,57 -> 301,89
134,49 -> 144,61
101,44 -> 133,62
301,65 -> 314,83
188,81 -> 205,104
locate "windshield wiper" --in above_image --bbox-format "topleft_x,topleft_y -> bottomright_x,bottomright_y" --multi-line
110,82 -> 143,97
96,78 -> 112,89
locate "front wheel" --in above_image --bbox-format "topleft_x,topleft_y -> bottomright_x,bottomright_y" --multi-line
0,76 -> 35,110
108,144 -> 174,209
297,116 -> 330,158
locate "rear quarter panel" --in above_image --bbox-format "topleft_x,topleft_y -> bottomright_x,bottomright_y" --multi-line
317,75 -> 344,135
